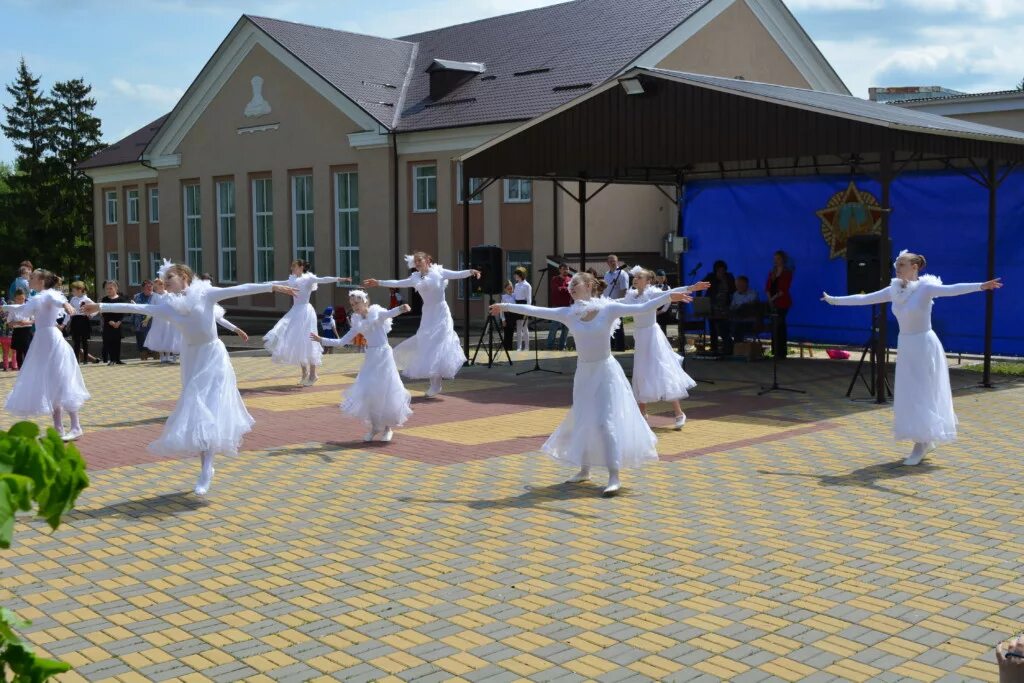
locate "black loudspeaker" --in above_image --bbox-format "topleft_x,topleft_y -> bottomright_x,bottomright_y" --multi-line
846,234 -> 892,295
470,245 -> 504,295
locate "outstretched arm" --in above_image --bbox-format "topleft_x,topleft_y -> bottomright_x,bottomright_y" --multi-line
822,287 -> 892,306
90,301 -> 170,318
605,291 -> 677,317
922,279 -> 1001,298
383,304 -> 411,319
312,275 -> 349,285
440,268 -> 481,280
490,303 -> 572,324
366,276 -> 417,288
208,282 -> 295,303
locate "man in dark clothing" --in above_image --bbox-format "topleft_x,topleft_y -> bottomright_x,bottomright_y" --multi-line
703,260 -> 736,355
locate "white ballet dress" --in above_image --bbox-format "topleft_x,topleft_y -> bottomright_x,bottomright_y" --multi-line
501,292 -> 675,470
625,286 -> 697,403
3,289 -> 91,416
321,305 -> 412,429
100,280 -> 276,456
144,292 -> 183,354
825,275 -> 982,444
264,273 -> 338,367
378,265 -> 473,380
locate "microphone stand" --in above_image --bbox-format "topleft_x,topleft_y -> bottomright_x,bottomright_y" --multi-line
758,308 -> 804,396
517,267 -> 561,376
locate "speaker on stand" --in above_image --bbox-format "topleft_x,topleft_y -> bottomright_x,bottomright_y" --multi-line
468,245 -> 512,368
845,234 -> 893,400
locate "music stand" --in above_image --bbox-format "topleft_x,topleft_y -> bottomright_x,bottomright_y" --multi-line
470,294 -> 512,368
517,267 -> 561,376
758,310 -> 804,396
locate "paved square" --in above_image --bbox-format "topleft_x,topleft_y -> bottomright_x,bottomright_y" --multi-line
1,350 -> 1020,682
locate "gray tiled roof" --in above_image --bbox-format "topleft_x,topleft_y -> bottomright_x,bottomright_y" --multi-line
78,114 -> 169,169
394,0 -> 710,131
648,68 -> 1024,143
248,15 -> 416,128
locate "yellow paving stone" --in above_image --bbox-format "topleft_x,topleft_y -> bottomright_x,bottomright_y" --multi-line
875,636 -> 929,658
563,654 -> 619,677
693,654 -> 749,678
891,660 -> 948,681
760,657 -> 818,682
824,660 -> 883,682
498,653 -> 555,676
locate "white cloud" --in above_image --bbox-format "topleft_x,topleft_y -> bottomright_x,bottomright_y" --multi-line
111,78 -> 184,108
897,0 -> 1024,19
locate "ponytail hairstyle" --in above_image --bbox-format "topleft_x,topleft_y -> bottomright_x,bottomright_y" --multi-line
569,271 -> 600,298
290,259 -> 311,273
33,268 -> 61,290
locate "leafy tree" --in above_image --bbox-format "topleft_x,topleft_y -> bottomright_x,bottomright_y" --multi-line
0,421 -> 89,681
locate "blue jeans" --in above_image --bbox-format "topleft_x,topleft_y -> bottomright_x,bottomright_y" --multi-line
546,322 -> 569,350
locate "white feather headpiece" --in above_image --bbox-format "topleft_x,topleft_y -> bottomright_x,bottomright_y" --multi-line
157,258 -> 174,280
629,265 -> 644,277
404,254 -> 416,269
347,289 -> 369,305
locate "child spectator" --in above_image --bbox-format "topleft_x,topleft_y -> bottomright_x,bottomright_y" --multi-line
320,306 -> 339,354
8,289 -> 34,369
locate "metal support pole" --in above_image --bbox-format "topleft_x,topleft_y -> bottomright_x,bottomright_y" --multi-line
983,158 -> 996,388
578,179 -> 586,272
876,147 -> 893,404
676,178 -> 686,354
553,180 -> 559,259
462,171 -> 471,358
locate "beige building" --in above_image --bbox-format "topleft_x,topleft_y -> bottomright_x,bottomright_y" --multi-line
80,0 -> 847,318
892,90 -> 1024,134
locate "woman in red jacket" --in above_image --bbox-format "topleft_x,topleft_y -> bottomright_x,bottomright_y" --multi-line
766,250 -> 793,360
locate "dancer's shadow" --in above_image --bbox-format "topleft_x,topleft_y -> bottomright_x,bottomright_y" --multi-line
238,384 -> 308,396
69,491 -> 208,520
92,415 -> 167,429
758,460 -> 939,498
399,483 -> 613,520
262,444 -> 337,464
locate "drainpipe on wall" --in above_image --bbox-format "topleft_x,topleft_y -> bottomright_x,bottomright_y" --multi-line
391,131 -> 400,279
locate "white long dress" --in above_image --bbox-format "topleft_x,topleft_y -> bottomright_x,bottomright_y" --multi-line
624,286 -> 697,402
3,289 -> 91,416
501,292 -> 675,470
378,265 -> 474,380
321,305 -> 412,429
100,280 -> 276,456
264,273 -> 338,367
144,292 -> 182,354
825,275 -> 982,444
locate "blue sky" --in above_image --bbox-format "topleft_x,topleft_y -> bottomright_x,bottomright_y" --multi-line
2,0 -> 1022,164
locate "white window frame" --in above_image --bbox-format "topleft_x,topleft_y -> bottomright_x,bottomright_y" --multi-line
507,250 -> 532,284
456,163 -> 483,204
216,180 -> 237,283
334,170 -> 359,283
104,190 -> 118,225
106,252 -> 119,283
412,164 -> 437,213
504,178 -> 532,203
128,252 -> 141,286
183,183 -> 202,274
148,187 -> 160,223
126,188 -> 139,224
291,174 -> 315,271
150,251 -> 161,279
252,177 -> 274,283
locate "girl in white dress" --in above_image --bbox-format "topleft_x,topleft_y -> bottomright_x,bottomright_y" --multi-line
311,290 -> 413,442
264,259 -> 351,386
512,268 -> 533,352
625,267 -> 710,429
86,264 -> 297,495
364,252 -> 480,397
145,271 -> 182,363
823,250 -> 1002,465
492,272 -> 692,496
2,270 -> 91,441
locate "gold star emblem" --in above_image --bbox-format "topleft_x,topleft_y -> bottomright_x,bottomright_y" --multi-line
816,181 -> 885,259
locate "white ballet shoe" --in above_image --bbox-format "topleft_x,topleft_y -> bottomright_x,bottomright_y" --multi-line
62,428 -> 83,442
601,482 -> 622,497
306,376 -> 319,386
640,412 -> 650,423
194,468 -> 215,496
363,429 -> 380,442
425,379 -> 442,398
565,469 -> 591,483
903,443 -> 927,466
674,414 -> 687,430
380,428 -> 393,442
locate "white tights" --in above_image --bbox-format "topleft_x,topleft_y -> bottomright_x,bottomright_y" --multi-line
515,320 -> 529,351
52,407 -> 81,435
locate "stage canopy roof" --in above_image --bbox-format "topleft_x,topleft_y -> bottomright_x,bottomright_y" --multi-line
460,66 -> 1024,182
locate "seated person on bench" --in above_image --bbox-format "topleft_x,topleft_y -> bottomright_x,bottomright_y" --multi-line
729,275 -> 760,346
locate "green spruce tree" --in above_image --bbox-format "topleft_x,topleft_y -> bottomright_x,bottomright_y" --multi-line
1,59 -> 52,274
47,78 -> 103,277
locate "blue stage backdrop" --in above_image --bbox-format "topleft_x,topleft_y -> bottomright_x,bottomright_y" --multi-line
680,170 -> 1024,356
